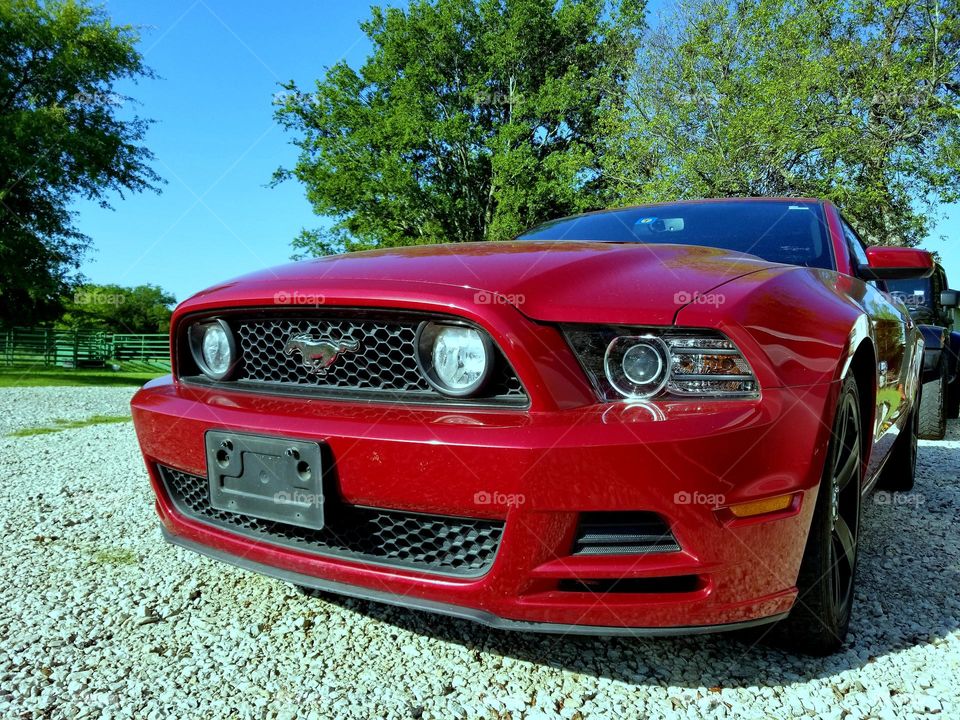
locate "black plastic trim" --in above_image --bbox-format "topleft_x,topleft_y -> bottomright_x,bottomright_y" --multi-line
179,375 -> 529,408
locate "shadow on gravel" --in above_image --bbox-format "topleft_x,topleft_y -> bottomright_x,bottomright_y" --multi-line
308,420 -> 960,689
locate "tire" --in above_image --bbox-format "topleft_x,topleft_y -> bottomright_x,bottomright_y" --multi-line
918,357 -> 947,440
771,375 -> 862,656
877,392 -> 918,492
948,376 -> 960,419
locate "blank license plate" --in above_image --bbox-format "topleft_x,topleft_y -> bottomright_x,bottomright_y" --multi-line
205,431 -> 324,530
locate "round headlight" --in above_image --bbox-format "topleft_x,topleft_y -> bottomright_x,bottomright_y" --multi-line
188,319 -> 237,380
621,343 -> 664,385
604,336 -> 669,399
416,322 -> 493,396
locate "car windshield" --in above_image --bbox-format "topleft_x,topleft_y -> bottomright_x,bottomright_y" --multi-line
517,200 -> 834,269
886,278 -> 931,309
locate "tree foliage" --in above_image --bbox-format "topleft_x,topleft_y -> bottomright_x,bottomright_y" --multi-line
0,0 -> 159,327
58,283 -> 174,333
603,0 -> 960,246
275,0 -> 645,256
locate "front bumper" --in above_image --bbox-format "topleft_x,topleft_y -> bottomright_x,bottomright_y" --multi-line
163,528 -> 788,635
132,375 -> 837,632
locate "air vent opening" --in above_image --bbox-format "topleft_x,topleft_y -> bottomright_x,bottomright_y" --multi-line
572,511 -> 680,555
558,576 -> 701,594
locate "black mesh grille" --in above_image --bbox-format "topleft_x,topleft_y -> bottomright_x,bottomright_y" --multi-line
158,465 -> 503,577
238,317 -> 425,391
184,312 -> 526,405
572,512 -> 680,555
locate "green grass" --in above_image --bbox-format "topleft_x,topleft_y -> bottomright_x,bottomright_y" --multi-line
0,366 -> 164,387
92,548 -> 139,566
10,414 -> 132,437
877,386 -> 905,408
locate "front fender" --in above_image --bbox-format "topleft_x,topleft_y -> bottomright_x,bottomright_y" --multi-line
674,266 -> 869,388
918,325 -> 947,381
949,331 -> 960,384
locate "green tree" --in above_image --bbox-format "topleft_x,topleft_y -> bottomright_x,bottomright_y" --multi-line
275,0 -> 644,256
0,0 -> 159,326
58,283 -> 174,333
603,0 -> 960,246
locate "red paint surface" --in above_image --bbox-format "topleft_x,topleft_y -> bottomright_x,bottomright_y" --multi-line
132,198 -> 923,629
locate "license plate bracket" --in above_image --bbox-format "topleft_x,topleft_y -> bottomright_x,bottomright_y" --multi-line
205,431 -> 324,530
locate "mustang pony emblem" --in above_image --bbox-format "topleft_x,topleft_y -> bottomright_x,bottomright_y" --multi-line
282,333 -> 360,375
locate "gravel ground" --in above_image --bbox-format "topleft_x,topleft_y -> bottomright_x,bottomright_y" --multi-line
0,386 -> 136,436
0,386 -> 958,719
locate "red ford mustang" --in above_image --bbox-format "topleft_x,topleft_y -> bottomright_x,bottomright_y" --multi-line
131,198 -> 932,654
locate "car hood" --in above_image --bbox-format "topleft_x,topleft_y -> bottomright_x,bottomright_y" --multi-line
186,241 -> 778,325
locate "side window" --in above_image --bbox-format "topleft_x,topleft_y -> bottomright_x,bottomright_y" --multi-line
841,219 -> 869,268
933,267 -> 946,320
839,217 -> 877,286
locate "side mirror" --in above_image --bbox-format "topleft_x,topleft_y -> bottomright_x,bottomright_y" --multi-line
859,247 -> 934,281
941,289 -> 959,308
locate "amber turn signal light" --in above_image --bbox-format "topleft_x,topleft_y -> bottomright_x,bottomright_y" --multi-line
728,493 -> 796,518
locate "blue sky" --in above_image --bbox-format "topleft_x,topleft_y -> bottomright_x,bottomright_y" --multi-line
74,0 -> 960,303
73,0 -> 388,303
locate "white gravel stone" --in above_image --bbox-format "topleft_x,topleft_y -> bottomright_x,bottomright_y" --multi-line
0,385 -> 136,434
0,387 -> 958,718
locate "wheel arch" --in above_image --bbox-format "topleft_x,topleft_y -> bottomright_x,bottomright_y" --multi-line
949,330 -> 960,383
846,338 -> 877,466
918,325 -> 947,383
805,339 -> 874,538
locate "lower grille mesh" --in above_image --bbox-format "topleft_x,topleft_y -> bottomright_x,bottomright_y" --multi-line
158,465 -> 503,577
572,512 -> 680,555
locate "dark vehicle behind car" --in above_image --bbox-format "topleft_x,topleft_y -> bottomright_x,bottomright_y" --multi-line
888,263 -> 960,437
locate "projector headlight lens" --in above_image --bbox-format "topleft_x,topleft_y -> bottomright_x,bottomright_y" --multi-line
621,342 -> 665,385
604,336 -> 670,399
416,322 -> 492,396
